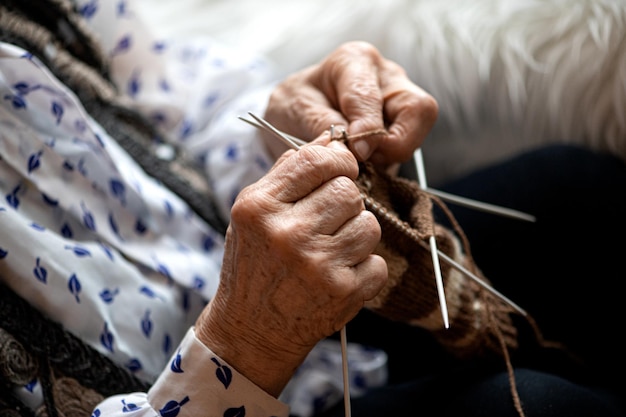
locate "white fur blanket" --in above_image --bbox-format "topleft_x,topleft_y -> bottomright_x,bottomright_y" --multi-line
137,0 -> 626,184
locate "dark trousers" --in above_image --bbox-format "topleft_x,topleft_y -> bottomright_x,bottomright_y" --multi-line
318,144 -> 626,417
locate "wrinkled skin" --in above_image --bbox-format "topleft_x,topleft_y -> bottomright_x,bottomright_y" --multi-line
196,41 -> 438,398
263,41 -> 438,167
196,138 -> 387,396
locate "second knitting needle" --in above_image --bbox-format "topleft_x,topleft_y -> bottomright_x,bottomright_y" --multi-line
414,148 -> 450,329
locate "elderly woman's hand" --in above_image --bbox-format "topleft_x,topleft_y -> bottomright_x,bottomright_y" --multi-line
195,137 -> 387,397
263,41 -> 438,167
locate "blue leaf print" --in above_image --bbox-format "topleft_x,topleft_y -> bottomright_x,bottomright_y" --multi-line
68,273 -> 81,303
151,111 -> 167,124
163,334 -> 172,355
121,399 -> 141,413
170,349 -> 184,373
164,200 -> 173,218
60,223 -> 72,238
75,119 -> 87,133
224,406 -> 245,417
139,285 -> 158,299
192,276 -> 205,290
82,204 -> 96,231
25,378 -> 37,393
13,82 -> 30,95
111,35 -> 132,56
156,262 -> 172,282
62,161 -> 74,171
202,235 -> 215,252
0,247 -> 7,258
158,79 -> 170,93
33,258 -> 47,283
94,133 -> 105,147
110,179 -> 126,204
99,242 -> 115,260
180,120 -> 193,140
126,358 -> 142,373
99,287 -> 119,303
211,357 -> 232,389
51,101 -> 64,124
153,41 -> 167,53
141,310 -> 153,338
4,94 -> 26,109
65,245 -> 92,257
117,0 -> 129,17
203,93 -> 218,108
128,72 -> 141,97
6,184 -> 21,209
77,158 -> 88,176
92,409 -> 101,417
135,218 -> 147,234
79,0 -> 98,18
30,222 -> 45,231
254,154 -> 270,172
100,322 -> 114,352
225,144 -> 238,161
108,213 -> 121,238
159,396 -> 189,417
42,193 -> 59,206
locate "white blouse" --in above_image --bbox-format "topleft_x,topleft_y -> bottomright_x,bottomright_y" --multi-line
0,0 -> 387,416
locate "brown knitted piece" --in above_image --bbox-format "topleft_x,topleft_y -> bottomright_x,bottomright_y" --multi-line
356,161 -> 520,359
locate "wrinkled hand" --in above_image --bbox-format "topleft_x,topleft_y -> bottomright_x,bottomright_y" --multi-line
263,41 -> 438,166
195,137 -> 387,397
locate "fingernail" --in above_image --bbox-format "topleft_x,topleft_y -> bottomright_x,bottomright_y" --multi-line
352,139 -> 371,160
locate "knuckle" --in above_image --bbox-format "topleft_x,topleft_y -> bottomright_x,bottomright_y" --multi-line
338,41 -> 380,59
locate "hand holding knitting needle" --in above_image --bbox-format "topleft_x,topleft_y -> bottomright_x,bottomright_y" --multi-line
262,41 -> 438,167
195,135 -> 387,398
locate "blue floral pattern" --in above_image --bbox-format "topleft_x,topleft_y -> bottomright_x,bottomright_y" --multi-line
0,0 -> 383,415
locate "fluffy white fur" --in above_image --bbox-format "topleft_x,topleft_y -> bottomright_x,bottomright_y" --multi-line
137,0 -> 626,184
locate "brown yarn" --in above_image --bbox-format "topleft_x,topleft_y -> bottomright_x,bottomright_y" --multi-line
332,129 -> 532,416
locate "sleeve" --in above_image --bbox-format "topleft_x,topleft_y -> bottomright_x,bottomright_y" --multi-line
93,327 -> 290,417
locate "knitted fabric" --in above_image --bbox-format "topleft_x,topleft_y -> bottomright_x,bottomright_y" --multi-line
356,161 -> 520,359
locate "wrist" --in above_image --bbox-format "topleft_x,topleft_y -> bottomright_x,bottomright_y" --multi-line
195,299 -> 309,397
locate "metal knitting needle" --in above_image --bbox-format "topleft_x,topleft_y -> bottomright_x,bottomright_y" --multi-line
240,114 -> 527,318
424,188 -> 536,223
243,113 -> 353,417
412,238 -> 527,316
336,120 -> 352,417
241,116 -> 536,223
414,148 -> 450,329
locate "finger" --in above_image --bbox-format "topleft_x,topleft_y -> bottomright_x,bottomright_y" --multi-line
316,42 -> 386,137
373,81 -> 439,165
351,254 -> 388,302
264,141 -> 359,204
328,209 -> 382,267
292,175 -> 365,235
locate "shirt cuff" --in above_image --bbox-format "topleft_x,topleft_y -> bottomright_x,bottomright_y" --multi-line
147,327 -> 290,417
